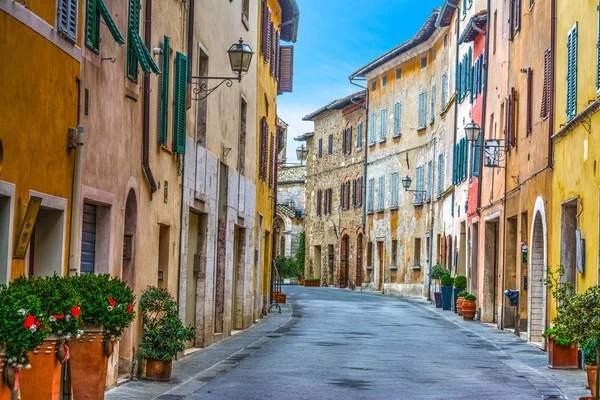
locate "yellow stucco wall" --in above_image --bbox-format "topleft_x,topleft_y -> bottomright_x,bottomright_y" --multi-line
254,0 -> 282,302
0,8 -> 80,279
552,0 -> 600,301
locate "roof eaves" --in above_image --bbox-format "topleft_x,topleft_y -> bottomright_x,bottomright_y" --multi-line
435,0 -> 459,27
458,12 -> 488,44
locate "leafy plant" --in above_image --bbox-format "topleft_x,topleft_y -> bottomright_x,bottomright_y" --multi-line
0,281 -> 50,367
583,339 -> 597,367
457,290 -> 469,298
464,294 -> 477,301
440,273 -> 453,287
275,256 -> 298,279
454,276 -> 467,289
71,274 -> 135,340
295,231 -> 305,278
139,287 -> 195,362
542,328 -> 572,347
429,264 -> 448,281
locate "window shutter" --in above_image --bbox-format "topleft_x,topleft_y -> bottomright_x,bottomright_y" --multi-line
357,123 -> 363,148
260,118 -> 268,179
463,138 -> 469,180
85,0 -> 99,51
360,177 -> 364,206
441,74 -> 447,108
328,134 -> 333,154
348,126 -> 353,154
430,85 -> 436,123
159,36 -> 170,146
352,180 -> 356,207
567,23 -> 578,121
268,133 -> 275,187
508,0 -> 515,41
437,153 -> 444,197
127,0 -> 140,81
316,190 -> 322,216
172,52 -> 188,154
418,92 -> 426,128
340,183 -> 345,209
369,113 -> 376,144
278,46 -> 294,93
261,1 -> 269,56
394,102 -> 401,136
98,0 -> 125,44
265,7 -> 272,62
510,88 -> 516,148
391,173 -> 398,207
473,134 -> 482,177
426,161 -> 433,202
318,138 -> 323,158
341,129 -> 346,155
378,176 -> 385,210
380,109 -> 387,140
415,167 -> 424,204
269,22 -> 275,75
526,68 -> 533,135
367,179 -> 374,211
542,48 -> 551,118
515,0 -> 521,31
58,0 -> 79,43
275,31 -> 281,81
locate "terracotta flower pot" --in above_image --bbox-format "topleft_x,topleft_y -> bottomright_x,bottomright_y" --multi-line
462,300 -> 476,320
0,356 -> 11,400
69,329 -> 112,400
19,338 -> 65,400
457,297 -> 465,316
586,365 -> 598,398
144,359 -> 172,381
547,337 -> 579,369
304,279 -> 320,287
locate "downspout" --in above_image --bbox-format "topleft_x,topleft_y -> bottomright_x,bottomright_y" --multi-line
349,78 -> 369,233
428,138 -> 436,301
477,8 -> 490,217
68,126 -> 84,276
548,0 -> 556,167
142,0 -> 158,194
451,4 -> 460,232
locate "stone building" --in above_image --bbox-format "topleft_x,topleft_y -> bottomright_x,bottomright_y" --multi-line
350,9 -> 451,297
276,166 -> 306,258
301,91 -> 367,288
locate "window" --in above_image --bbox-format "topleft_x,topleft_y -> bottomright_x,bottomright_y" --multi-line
566,23 -> 578,121
318,138 -> 323,158
391,240 -> 398,266
242,0 -> 250,28
342,126 -> 353,155
541,48 -> 551,119
396,68 -> 402,80
340,182 -> 345,210
414,166 -> 424,205
426,161 -> 433,202
369,112 -> 376,145
434,49 -> 437,60
328,134 -> 333,154
391,172 -> 399,208
421,56 -> 427,69
172,52 -> 188,155
414,238 -> 422,267
261,1 -> 272,61
357,122 -> 363,149
367,178 -> 375,212
85,0 -> 125,53
238,97 -> 247,174
453,138 -> 469,184
418,92 -> 427,129
526,68 -> 533,136
127,0 -> 160,82
444,34 -> 448,47
371,81 -> 377,92
158,36 -> 171,146
508,0 -> 515,41
379,109 -> 387,141
260,118 -> 268,180
382,76 -> 387,88
367,242 -> 373,267
493,10 -> 497,55
57,0 -> 79,43
316,190 -> 322,216
437,153 -> 444,198
354,177 -> 363,207
430,85 -> 436,123
268,133 -> 275,187
441,74 -> 448,109
514,0 -> 521,32
393,102 -> 401,137
323,189 -> 329,215
377,176 -> 385,211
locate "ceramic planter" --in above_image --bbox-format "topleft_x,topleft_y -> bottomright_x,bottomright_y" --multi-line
69,329 -> 112,400
304,279 -> 320,287
547,337 -> 579,369
586,365 -> 598,398
462,300 -> 476,320
434,292 -> 442,308
19,338 -> 67,400
441,286 -> 453,310
144,359 -> 172,381
456,297 -> 465,316
0,355 -> 11,400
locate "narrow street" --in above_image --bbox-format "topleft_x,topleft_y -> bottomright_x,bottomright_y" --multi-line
170,287 -> 585,400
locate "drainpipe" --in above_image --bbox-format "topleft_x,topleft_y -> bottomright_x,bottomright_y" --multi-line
428,138 -> 436,301
142,0 -> 157,194
451,4 -> 461,239
349,78 -> 369,233
548,0 -> 556,168
68,126 -> 84,276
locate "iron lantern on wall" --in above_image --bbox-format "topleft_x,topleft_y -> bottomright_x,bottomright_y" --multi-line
296,144 -> 308,165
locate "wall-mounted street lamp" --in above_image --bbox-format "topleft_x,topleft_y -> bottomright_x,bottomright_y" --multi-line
464,120 -> 506,168
296,144 -> 308,165
191,38 -> 254,101
401,175 -> 427,194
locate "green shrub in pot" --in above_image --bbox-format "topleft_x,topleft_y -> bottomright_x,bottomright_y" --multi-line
454,276 -> 467,289
440,273 -> 453,287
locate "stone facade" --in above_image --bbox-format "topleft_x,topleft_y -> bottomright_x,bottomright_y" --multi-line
302,92 -> 367,288
276,166 -> 306,259
350,10 -> 450,298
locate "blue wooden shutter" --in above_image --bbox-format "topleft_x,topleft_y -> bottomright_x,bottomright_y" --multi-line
173,52 -> 188,154
159,36 -> 170,146
58,0 -> 79,43
394,102 -> 401,137
380,109 -> 386,141
441,74 -> 447,108
473,135 -> 482,177
426,161 -> 433,202
391,173 -> 398,207
430,85 -> 436,123
368,179 -> 374,211
418,92 -> 426,128
357,123 -> 362,148
370,112 -> 376,144
437,153 -> 444,197
378,176 -> 385,210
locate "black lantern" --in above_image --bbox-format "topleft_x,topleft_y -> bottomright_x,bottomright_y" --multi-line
227,39 -> 254,79
464,120 -> 482,142
401,175 -> 412,190
296,144 -> 308,165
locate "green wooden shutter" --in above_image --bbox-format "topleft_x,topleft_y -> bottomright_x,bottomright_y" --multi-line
159,36 -> 170,146
173,52 -> 188,154
85,0 -> 99,52
98,0 -> 125,44
127,0 -> 140,82
567,22 -> 578,121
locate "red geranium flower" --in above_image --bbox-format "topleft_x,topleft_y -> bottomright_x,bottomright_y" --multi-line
35,320 -> 41,328
107,298 -> 117,307
53,314 -> 65,320
127,303 -> 133,314
23,315 -> 35,329
71,306 -> 81,318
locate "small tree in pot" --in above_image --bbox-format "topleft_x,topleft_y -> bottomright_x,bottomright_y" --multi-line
429,265 -> 447,308
139,287 -> 195,381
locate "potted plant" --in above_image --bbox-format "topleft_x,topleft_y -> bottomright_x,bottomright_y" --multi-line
12,276 -> 83,399
583,340 -> 598,398
69,274 -> 135,400
139,287 -> 195,381
0,281 -> 50,397
453,276 -> 467,314
429,264 -> 447,308
542,328 -> 578,369
304,278 -> 321,287
456,290 -> 469,316
440,273 -> 454,311
462,294 -> 477,320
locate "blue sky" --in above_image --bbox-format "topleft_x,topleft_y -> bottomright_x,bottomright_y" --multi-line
278,0 -> 442,162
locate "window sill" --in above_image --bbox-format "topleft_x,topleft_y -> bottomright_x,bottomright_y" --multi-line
160,145 -> 173,154
367,210 -> 374,214
376,208 -> 384,213
390,205 -> 398,210
417,126 -> 426,132
389,265 -> 398,270
366,266 -> 373,271
392,134 -> 401,139
413,202 -> 424,207
369,142 -> 376,147
378,138 -> 387,144
410,265 -> 422,270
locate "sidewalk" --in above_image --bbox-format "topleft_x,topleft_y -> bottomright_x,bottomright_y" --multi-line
106,302 -> 296,400
405,297 -> 589,400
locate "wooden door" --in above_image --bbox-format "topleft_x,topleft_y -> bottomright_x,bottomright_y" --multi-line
377,242 -> 384,291
340,236 -> 349,288
356,234 -> 363,287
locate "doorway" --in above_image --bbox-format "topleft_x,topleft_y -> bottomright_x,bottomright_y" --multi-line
340,235 -> 349,288
313,245 -> 322,279
504,216 -> 518,329
327,244 -> 334,286
28,208 -> 65,277
483,220 -> 499,323
356,234 -> 363,287
0,193 -> 12,284
377,241 -> 384,291
232,227 -> 246,330
529,209 -> 546,344
458,222 -> 467,276
471,222 -> 479,295
158,225 -> 170,289
560,199 -> 578,290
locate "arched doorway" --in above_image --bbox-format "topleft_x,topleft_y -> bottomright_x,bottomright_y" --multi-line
119,189 -> 137,376
356,233 -> 363,288
528,197 -> 547,347
340,235 -> 349,288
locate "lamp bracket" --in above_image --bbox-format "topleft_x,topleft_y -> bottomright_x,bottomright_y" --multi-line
190,75 -> 241,101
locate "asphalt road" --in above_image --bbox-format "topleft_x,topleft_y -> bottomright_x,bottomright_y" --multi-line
184,286 -> 552,400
